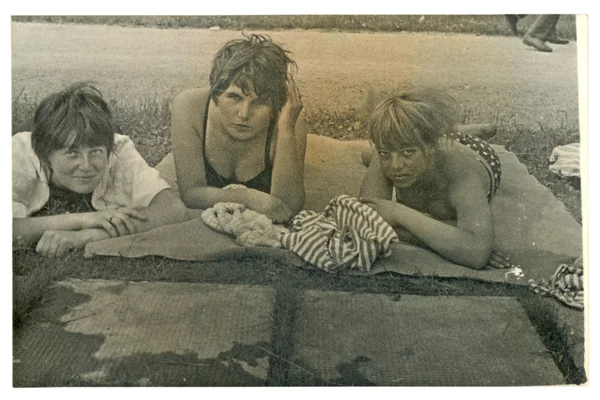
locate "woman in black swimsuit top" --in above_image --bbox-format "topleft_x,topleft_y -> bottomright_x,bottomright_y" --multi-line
171,34 -> 307,223
201,97 -> 274,193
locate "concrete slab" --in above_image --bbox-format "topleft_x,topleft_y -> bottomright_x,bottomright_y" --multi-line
13,279 -> 275,386
289,291 -> 565,386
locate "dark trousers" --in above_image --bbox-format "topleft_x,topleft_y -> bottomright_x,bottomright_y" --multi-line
526,15 -> 560,40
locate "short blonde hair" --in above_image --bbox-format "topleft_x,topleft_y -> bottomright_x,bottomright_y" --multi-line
368,88 -> 458,152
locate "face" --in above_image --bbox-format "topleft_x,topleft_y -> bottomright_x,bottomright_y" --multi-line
377,144 -> 431,189
215,84 -> 273,141
48,146 -> 109,194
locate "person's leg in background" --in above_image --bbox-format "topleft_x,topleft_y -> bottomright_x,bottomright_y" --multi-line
504,14 -> 527,36
545,22 -> 570,44
522,15 -> 560,52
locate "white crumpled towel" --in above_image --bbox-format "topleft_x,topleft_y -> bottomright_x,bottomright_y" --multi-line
201,202 -> 289,248
549,143 -> 580,177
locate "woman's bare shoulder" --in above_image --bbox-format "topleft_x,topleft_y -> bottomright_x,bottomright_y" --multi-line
172,88 -> 211,110
438,140 -> 490,187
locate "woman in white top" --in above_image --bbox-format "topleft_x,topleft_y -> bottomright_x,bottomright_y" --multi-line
12,83 -> 188,257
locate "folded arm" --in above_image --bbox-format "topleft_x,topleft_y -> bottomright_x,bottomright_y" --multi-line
269,78 -> 308,217
361,178 -> 494,269
13,189 -> 188,257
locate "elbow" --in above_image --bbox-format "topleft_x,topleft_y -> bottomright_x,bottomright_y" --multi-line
464,243 -> 493,270
180,189 -> 200,210
173,201 -> 190,223
290,191 -> 305,216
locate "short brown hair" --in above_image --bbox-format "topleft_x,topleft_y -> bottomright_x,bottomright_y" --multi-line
368,88 -> 458,153
31,82 -> 115,166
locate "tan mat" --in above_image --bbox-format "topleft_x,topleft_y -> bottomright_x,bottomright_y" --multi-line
85,135 -> 582,285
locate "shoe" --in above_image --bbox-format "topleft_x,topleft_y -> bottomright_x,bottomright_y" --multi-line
546,35 -> 570,45
523,35 -> 553,52
505,15 -> 519,35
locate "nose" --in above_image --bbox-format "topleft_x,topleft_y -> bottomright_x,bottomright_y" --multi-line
390,153 -> 405,170
77,153 -> 93,171
237,100 -> 251,120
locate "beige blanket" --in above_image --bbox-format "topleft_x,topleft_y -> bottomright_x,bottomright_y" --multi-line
85,135 -> 582,286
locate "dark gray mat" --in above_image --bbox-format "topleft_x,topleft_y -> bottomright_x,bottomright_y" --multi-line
288,290 -> 565,386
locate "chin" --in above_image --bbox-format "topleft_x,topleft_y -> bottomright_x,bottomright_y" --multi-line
71,186 -> 96,194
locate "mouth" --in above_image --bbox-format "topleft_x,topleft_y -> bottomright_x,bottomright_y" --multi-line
74,175 -> 97,181
392,174 -> 411,181
233,123 -> 252,130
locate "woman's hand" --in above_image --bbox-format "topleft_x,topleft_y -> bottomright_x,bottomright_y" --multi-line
80,208 -> 148,237
245,188 -> 293,223
277,75 -> 303,133
359,197 -> 401,227
35,230 -> 85,257
486,250 -> 512,269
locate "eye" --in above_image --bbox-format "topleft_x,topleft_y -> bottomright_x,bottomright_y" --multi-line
378,150 -> 390,157
91,148 -> 106,155
401,149 -> 417,156
226,92 -> 242,101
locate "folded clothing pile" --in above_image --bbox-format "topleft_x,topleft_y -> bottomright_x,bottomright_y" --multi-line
201,202 -> 289,248
281,194 -> 399,272
529,257 -> 584,310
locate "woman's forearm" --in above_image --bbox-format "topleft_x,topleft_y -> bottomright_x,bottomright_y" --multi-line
270,131 -> 305,215
390,203 -> 493,269
13,214 -> 86,244
127,190 -> 189,232
182,186 -> 259,210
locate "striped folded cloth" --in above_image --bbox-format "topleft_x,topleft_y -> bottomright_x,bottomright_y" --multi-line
281,194 -> 399,272
528,257 -> 584,310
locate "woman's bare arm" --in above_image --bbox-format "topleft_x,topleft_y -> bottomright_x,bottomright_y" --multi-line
359,149 -> 394,200
270,114 -> 308,216
361,175 -> 494,269
15,189 -> 189,256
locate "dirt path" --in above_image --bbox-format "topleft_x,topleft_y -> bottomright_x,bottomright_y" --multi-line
12,22 -> 580,129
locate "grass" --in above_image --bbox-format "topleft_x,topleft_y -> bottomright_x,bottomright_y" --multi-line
11,15 -> 577,40
11,16 -> 584,384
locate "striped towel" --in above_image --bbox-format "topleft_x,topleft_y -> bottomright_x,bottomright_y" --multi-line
281,195 -> 399,272
528,257 -> 584,310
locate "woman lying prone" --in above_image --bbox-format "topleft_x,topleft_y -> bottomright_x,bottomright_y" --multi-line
12,83 -> 188,257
